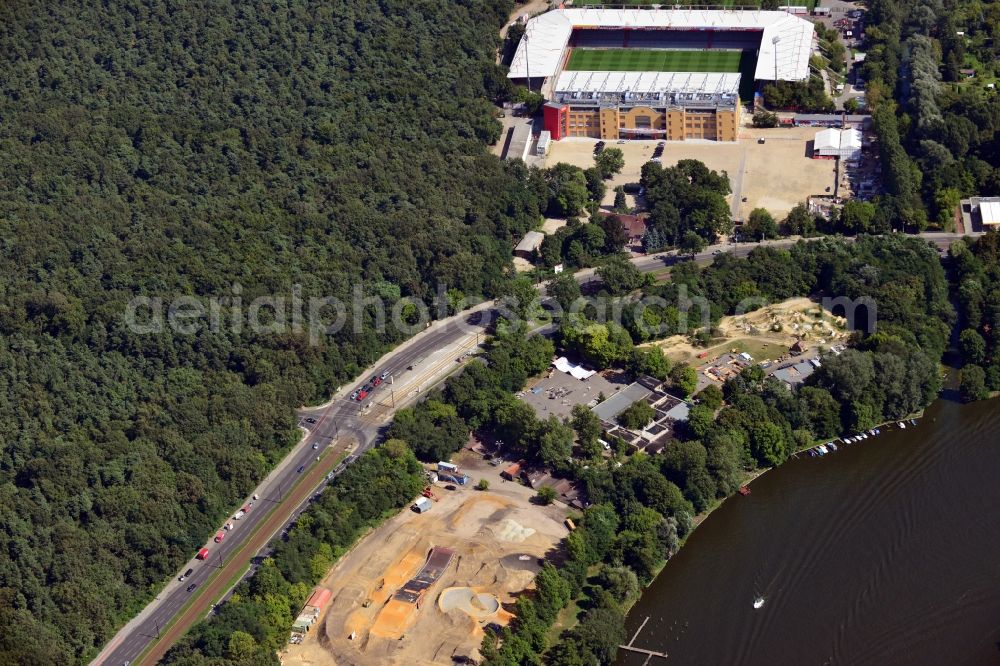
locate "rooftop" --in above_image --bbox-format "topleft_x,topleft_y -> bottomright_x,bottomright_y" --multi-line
592,382 -> 652,423
509,9 -> 814,83
554,70 -> 742,99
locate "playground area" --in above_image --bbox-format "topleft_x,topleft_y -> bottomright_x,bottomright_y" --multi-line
281,462 -> 568,665
644,297 -> 851,390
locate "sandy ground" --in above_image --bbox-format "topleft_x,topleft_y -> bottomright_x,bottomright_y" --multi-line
544,125 -> 837,220
281,459 -> 569,666
643,297 -> 850,390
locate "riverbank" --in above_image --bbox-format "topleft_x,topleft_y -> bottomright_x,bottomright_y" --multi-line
617,395 -> 1000,664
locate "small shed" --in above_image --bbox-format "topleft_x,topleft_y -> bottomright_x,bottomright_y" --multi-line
501,462 -> 523,481
514,231 -> 545,260
412,497 -> 433,513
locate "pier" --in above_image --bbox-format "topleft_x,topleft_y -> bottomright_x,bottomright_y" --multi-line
620,616 -> 668,663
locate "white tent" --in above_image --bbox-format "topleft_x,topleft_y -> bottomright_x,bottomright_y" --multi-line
553,357 -> 596,380
813,128 -> 861,160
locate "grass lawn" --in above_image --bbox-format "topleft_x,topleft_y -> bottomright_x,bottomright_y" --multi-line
566,48 -> 743,73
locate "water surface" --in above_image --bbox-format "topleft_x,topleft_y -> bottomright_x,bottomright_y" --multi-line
621,396 -> 1000,665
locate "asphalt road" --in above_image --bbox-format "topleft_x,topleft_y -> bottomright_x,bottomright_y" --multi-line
93,232 -> 963,666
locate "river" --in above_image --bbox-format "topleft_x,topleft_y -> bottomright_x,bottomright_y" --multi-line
620,395 -> 1000,666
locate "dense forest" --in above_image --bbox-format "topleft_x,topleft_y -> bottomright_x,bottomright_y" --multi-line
0,0 -> 545,662
951,234 -> 1000,400
861,0 -> 1000,228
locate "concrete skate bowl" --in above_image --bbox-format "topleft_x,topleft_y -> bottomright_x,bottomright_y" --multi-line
439,587 -> 500,619
499,553 -> 542,573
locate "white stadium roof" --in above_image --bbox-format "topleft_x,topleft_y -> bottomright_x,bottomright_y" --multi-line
508,8 -> 814,83
555,70 -> 741,97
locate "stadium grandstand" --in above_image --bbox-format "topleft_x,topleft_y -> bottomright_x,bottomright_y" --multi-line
508,8 -> 814,141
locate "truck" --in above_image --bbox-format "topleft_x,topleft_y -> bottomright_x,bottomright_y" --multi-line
438,472 -> 471,486
437,462 -> 458,473
233,509 -> 246,520
214,530 -> 225,543
196,547 -> 210,560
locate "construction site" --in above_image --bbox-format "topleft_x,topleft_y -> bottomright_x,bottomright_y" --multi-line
280,458 -> 569,666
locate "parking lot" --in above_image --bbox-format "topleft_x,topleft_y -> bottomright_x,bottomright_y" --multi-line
545,125 -> 837,221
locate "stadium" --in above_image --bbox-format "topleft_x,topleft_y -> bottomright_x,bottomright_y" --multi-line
508,8 -> 814,142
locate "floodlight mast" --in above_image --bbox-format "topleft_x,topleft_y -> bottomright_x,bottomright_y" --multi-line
772,35 -> 781,81
524,32 -> 531,93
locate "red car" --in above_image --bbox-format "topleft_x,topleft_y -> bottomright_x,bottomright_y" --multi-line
357,390 -> 368,401
196,547 -> 209,560
214,530 -> 225,543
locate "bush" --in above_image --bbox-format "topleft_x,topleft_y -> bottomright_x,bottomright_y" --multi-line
752,110 -> 779,128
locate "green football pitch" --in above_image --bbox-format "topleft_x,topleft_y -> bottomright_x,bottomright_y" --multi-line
565,48 -> 742,73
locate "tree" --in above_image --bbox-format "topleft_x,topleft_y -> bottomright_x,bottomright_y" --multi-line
959,365 -> 989,402
749,421 -> 788,467
597,214 -> 629,254
584,167 -> 607,204
546,163 -> 589,217
595,147 -> 625,179
613,186 -> 628,213
596,565 -> 640,605
618,400 -> 655,430
502,276 -> 540,322
571,404 -> 603,455
959,328 -> 987,366
596,256 -> 647,295
629,347 -> 672,380
538,416 -> 575,469
536,485 -> 557,505
837,200 -> 877,235
743,208 -> 779,240
671,364 -> 698,397
695,384 -> 723,410
679,230 -> 707,257
844,97 -> 860,114
752,110 -> 779,128
783,202 -> 817,236
548,273 -> 582,312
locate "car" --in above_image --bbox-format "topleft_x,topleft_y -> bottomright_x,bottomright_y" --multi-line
357,389 -> 368,400
444,484 -> 457,491
712,250 -> 721,255
350,390 -> 360,400
186,583 -> 198,592
179,568 -> 193,582
372,376 -> 382,387
297,465 -> 305,473
312,443 -> 318,450
305,417 -> 316,424
617,139 -> 626,144
757,137 -> 765,144
362,383 -> 373,392
380,370 -> 390,380
224,522 -> 234,530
